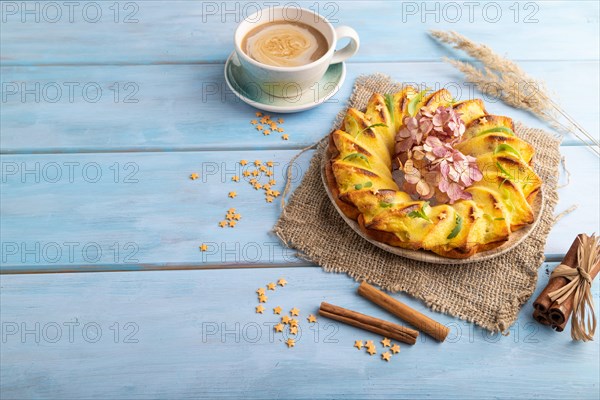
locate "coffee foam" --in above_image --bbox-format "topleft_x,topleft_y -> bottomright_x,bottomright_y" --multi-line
244,23 -> 326,67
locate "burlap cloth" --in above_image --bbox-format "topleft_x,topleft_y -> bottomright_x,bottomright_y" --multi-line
274,74 -> 562,332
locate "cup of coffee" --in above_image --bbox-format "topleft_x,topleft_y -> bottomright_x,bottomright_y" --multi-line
233,7 -> 359,98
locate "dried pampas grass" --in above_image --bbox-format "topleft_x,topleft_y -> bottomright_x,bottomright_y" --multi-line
430,30 -> 598,156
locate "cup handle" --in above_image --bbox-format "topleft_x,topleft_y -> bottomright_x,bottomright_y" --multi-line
330,26 -> 360,64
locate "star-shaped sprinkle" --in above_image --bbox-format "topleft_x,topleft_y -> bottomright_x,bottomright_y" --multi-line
258,294 -> 267,303
228,221 -> 237,228
281,134 -> 289,140
285,338 -> 295,348
269,179 -> 276,185
354,340 -> 363,350
256,288 -> 265,296
228,191 -> 237,198
250,120 -> 257,125
277,278 -> 287,287
381,352 -> 391,362
274,323 -> 284,333
255,112 -> 263,117
289,319 -> 298,327
251,170 -> 259,177
256,125 -> 263,131
219,221 -> 227,228
278,118 -> 284,124
228,208 -> 236,213
365,340 -> 374,347
255,305 -> 265,314
289,325 -> 298,335
266,282 -> 276,291
263,130 -> 271,135
259,166 -> 267,172
273,306 -> 282,315
242,170 -> 250,177
281,315 -> 291,324
266,196 -> 274,203
272,190 -> 280,197
366,345 -> 377,355
240,160 -> 248,166
290,307 -> 299,316
266,171 -> 274,177
278,127 -> 284,132
199,244 -> 208,252
254,160 -> 262,166
390,344 -> 400,354
381,337 -> 391,347
232,176 -> 240,182
233,214 -> 241,221
307,314 -> 317,323
266,161 -> 274,167
190,173 -> 199,180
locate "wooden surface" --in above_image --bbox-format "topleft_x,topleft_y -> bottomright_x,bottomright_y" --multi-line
1,1 -> 599,398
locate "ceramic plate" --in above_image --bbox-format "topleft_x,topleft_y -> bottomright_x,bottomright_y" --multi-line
224,52 -> 346,113
320,152 -> 544,265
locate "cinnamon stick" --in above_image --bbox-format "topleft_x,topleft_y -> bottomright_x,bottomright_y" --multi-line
532,234 -> 600,331
318,302 -> 419,345
357,282 -> 450,342
533,235 -> 581,314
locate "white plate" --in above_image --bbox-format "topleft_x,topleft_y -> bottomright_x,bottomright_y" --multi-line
321,152 -> 544,265
224,52 -> 346,114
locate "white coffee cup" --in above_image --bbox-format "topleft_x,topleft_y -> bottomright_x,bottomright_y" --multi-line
233,7 -> 359,98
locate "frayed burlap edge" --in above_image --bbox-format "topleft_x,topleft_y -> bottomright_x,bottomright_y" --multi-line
274,74 -> 562,333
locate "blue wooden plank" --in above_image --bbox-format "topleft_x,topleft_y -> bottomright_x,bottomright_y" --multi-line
1,264 -> 598,399
1,61 -> 598,154
1,1 -> 598,66
1,146 -> 597,273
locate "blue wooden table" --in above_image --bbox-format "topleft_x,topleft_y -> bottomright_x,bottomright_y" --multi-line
1,1 -> 599,398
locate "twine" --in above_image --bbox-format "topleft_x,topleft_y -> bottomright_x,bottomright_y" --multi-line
549,234 -> 599,341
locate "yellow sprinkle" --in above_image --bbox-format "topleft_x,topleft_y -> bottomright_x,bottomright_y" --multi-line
255,305 -> 265,313
266,282 -> 276,291
277,278 -> 287,287
289,326 -> 298,335
290,307 -> 300,316
259,166 -> 267,172
273,306 -> 282,315
281,315 -> 290,324
285,338 -> 295,348
242,171 -> 251,177
252,170 -> 259,177
258,294 -> 267,303
263,130 -> 271,136
266,196 -> 274,203
199,244 -> 208,252
250,120 -> 258,125
278,118 -> 284,124
269,179 -> 276,185
281,134 -> 289,140
278,127 -> 284,132
266,161 -> 274,167
307,314 -> 317,323
232,176 -> 240,182
274,323 -> 284,332
256,288 -> 265,295
233,214 -> 241,221
190,173 -> 199,180
254,160 -> 262,166
265,171 -> 273,177
219,221 -> 227,228
256,125 -> 263,131
354,340 -> 363,350
255,112 -> 263,117
228,191 -> 237,198
240,160 -> 248,166
381,352 -> 391,362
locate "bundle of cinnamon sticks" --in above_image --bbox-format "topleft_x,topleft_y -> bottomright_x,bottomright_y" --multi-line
318,282 -> 450,345
533,234 -> 600,337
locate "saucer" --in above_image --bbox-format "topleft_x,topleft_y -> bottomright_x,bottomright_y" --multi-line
224,52 -> 346,113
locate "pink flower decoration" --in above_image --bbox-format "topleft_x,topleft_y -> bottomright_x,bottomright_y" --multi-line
393,105 -> 482,204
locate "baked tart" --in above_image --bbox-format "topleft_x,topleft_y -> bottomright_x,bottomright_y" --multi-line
324,87 -> 542,259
